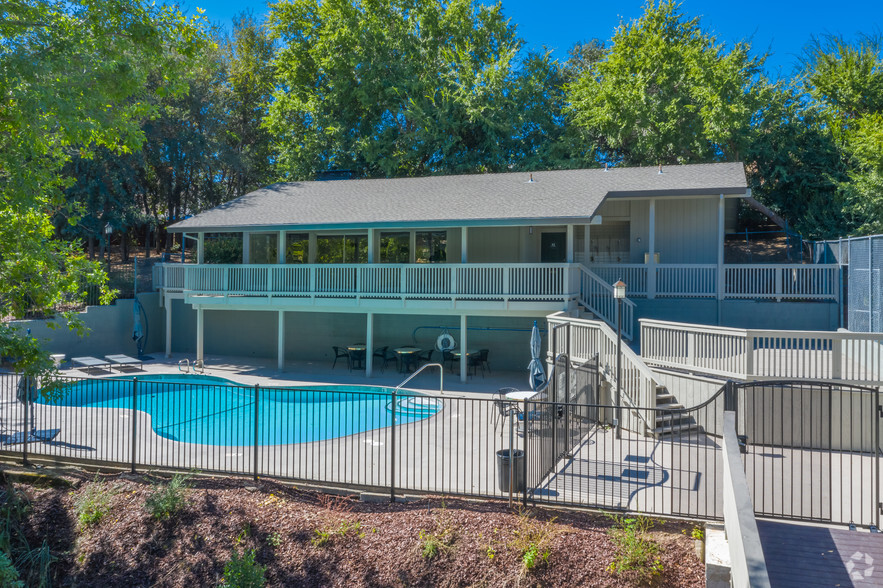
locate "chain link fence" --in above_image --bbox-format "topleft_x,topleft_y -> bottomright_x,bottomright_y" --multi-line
813,235 -> 882,332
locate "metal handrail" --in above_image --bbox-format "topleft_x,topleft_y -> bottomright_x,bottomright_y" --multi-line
395,363 -> 444,395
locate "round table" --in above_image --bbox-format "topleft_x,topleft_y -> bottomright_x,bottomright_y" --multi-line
504,390 -> 547,401
393,347 -> 421,373
347,344 -> 366,369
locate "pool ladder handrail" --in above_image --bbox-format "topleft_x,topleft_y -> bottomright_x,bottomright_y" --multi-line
395,362 -> 443,396
178,359 -> 190,373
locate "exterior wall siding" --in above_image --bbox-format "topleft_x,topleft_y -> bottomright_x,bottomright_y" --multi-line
655,197 -> 718,264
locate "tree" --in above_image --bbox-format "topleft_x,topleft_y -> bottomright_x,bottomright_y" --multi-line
265,0 -> 567,179
566,0 -> 765,166
0,0 -> 208,376
802,35 -> 883,235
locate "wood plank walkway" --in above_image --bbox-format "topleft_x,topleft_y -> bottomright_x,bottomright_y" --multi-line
757,520 -> 883,587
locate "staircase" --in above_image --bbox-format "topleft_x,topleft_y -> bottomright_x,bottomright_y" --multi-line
575,264 -> 635,340
652,384 -> 701,437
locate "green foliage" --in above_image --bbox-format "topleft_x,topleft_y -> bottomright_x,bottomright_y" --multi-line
265,0 -> 567,179
510,510 -> 558,574
310,494 -> 364,547
267,531 -> 282,549
220,548 -> 266,588
606,515 -> 664,584
0,484 -> 55,587
418,507 -> 457,560
0,551 -> 24,588
567,0 -> 766,166
144,473 -> 192,521
75,477 -> 114,528
204,235 -> 245,264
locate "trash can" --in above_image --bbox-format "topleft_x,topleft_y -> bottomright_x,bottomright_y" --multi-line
496,449 -> 525,492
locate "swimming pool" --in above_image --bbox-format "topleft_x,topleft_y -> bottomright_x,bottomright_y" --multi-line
42,375 -> 443,446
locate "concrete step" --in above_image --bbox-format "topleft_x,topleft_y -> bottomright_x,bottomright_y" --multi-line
654,422 -> 702,436
655,402 -> 684,410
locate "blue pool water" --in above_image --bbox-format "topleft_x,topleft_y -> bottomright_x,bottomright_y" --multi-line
41,375 -> 443,446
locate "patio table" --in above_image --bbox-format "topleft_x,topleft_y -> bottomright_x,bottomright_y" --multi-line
393,347 -> 421,373
347,344 -> 366,370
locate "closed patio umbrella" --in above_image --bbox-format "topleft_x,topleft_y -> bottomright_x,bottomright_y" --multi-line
16,375 -> 38,434
132,299 -> 144,356
528,321 -> 546,391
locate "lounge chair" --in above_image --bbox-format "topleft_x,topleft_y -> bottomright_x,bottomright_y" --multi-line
71,356 -> 112,372
105,354 -> 143,371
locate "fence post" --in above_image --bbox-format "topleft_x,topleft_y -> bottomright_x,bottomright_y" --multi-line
390,388 -> 397,503
22,374 -> 29,467
131,377 -> 138,474
253,384 -> 260,482
744,333 -> 754,378
522,398 -> 528,508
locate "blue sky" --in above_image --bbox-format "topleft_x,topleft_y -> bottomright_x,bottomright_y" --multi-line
189,0 -> 881,76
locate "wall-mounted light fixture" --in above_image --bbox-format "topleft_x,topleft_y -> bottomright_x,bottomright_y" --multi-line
529,226 -> 533,235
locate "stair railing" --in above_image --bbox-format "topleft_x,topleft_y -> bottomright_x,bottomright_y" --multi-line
576,264 -> 636,340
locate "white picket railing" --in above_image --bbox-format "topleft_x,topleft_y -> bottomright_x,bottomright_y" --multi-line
157,262 -> 577,305
548,312 -> 658,434
575,265 -> 635,340
590,263 -> 839,301
640,318 -> 883,385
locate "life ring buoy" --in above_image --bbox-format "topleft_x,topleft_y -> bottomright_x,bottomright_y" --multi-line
436,333 -> 456,351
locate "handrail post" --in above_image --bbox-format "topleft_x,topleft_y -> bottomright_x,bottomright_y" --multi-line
253,384 -> 260,482
390,387 -> 397,503
522,397 -> 528,508
131,377 -> 138,473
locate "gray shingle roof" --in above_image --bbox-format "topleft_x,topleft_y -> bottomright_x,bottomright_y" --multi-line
168,162 -> 747,233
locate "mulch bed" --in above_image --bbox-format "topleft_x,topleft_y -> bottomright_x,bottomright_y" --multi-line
12,469 -> 705,587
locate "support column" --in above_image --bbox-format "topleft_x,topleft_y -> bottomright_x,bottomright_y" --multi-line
165,301 -> 173,358
717,194 -> 725,301
196,306 -> 204,364
277,310 -> 285,371
367,229 -> 376,263
277,231 -> 286,264
366,312 -> 374,378
648,198 -> 656,299
566,224 -> 574,263
242,232 -> 251,264
197,232 -> 205,264
460,314 -> 468,383
461,227 -> 468,263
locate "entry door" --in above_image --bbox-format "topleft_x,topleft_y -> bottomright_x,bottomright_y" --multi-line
541,232 -> 566,263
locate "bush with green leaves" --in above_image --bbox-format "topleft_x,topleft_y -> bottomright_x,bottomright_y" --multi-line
510,510 -> 559,574
418,506 -> 457,560
75,477 -> 114,528
219,548 -> 266,588
0,551 -> 24,588
606,515 -> 664,583
144,473 -> 192,521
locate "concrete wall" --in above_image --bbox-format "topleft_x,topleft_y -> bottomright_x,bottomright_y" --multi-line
169,302 -> 545,371
11,293 -> 164,360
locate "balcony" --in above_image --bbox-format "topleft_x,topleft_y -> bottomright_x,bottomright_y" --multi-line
153,263 -> 579,314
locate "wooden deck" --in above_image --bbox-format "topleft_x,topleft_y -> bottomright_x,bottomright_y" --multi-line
757,520 -> 883,586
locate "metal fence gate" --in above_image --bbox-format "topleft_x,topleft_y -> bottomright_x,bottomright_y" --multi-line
847,236 -> 883,332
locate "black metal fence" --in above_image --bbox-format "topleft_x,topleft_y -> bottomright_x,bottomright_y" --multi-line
0,372 -> 878,527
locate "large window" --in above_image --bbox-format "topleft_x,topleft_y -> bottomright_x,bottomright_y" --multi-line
316,234 -> 368,264
203,233 -> 243,264
285,233 -> 309,263
380,232 -> 409,263
249,233 -> 278,264
416,231 -> 446,263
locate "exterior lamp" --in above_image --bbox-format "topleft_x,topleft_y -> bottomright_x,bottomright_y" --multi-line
612,280 -> 626,440
104,222 -> 113,265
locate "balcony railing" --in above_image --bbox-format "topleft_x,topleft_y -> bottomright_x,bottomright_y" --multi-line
154,263 -> 578,307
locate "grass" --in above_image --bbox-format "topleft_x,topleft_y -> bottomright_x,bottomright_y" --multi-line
310,494 -> 364,547
144,472 -> 192,521
606,514 -> 664,584
74,477 -> 114,528
510,509 -> 559,574
219,548 -> 266,588
418,506 -> 457,560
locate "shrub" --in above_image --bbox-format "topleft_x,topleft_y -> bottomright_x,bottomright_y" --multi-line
144,473 -> 192,521
310,494 -> 363,547
510,510 -> 559,574
418,506 -> 457,560
607,515 -> 664,584
0,551 -> 24,588
74,477 -> 113,528
220,548 -> 265,588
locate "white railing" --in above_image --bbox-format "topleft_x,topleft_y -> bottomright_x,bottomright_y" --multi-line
575,265 -> 635,340
157,262 -> 577,305
640,318 -> 883,385
589,263 -> 839,302
549,312 -> 658,434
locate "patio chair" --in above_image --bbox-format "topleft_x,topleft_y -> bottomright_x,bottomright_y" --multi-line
331,346 -> 350,370
441,350 -> 456,373
417,349 -> 433,367
373,346 -> 396,373
467,352 -> 483,377
478,349 -> 490,374
349,349 -> 366,371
